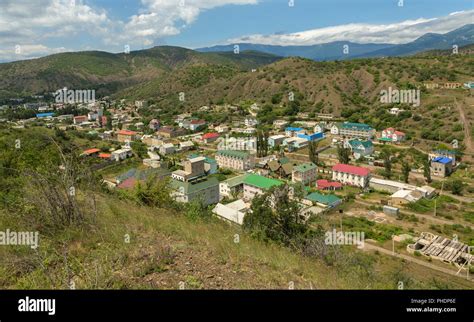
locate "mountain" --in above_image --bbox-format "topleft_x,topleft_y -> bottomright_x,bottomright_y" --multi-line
359,24 -> 474,57
0,46 -> 281,100
198,24 -> 474,60
197,42 -> 394,61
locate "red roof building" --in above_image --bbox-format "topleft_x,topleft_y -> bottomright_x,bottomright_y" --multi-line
332,163 -> 370,188
316,179 -> 343,190
99,153 -> 112,159
82,148 -> 100,156
202,132 -> 220,143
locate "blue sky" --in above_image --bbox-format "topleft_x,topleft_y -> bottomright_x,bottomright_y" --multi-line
0,0 -> 472,61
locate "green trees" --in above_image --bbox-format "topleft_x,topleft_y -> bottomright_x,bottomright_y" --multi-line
308,140 -> 320,165
337,144 -> 351,164
381,151 -> 392,179
449,179 -> 464,196
256,130 -> 269,158
243,185 -> 308,246
402,162 -> 411,183
423,159 -> 432,183
133,176 -> 172,207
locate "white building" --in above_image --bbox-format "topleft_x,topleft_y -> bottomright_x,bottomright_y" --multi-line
332,164 -> 370,188
212,199 -> 250,225
111,148 -> 133,161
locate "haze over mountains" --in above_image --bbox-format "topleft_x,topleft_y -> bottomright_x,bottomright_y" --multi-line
198,24 -> 474,61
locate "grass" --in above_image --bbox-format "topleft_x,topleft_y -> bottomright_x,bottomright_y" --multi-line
1,193 -> 472,290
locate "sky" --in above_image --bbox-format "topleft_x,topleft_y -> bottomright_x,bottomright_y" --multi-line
0,0 -> 472,62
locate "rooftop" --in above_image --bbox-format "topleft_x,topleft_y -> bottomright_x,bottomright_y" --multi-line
332,164 -> 370,176
305,192 -> 341,205
243,174 -> 283,190
216,150 -> 250,159
171,177 -> 219,194
293,162 -> 317,173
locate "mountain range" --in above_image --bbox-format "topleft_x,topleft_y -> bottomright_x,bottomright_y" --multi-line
197,24 -> 474,60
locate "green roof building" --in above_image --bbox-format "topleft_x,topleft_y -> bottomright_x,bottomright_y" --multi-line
304,192 -> 342,208
170,177 -> 219,206
243,174 -> 284,200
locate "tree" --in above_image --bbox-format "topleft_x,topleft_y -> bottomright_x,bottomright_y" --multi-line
256,130 -> 269,158
450,179 -> 464,196
423,159 -> 432,183
402,162 -> 410,183
382,151 -> 392,179
337,144 -> 351,164
308,140 -> 320,165
243,185 -> 308,246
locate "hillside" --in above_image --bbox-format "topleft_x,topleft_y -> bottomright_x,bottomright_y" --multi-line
0,46 -> 281,100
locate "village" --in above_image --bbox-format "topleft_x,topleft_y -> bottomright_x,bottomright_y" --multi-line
2,84 -> 473,282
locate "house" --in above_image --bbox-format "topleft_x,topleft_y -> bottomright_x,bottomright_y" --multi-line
316,179 -> 343,191
268,134 -> 286,148
99,153 -> 112,160
73,115 -> 87,125
149,119 -> 160,130
389,107 -> 404,115
157,126 -> 185,138
285,127 -> 306,137
430,156 -> 453,177
297,132 -> 324,142
201,132 -> 220,143
332,164 -> 370,188
283,137 -> 308,151
243,174 -> 284,201
215,125 -> 229,133
117,130 -> 137,143
188,119 -> 206,131
215,150 -> 255,171
292,163 -> 317,185
220,174 -> 248,198
381,128 -> 406,143
171,156 -> 205,182
244,117 -> 258,127
212,199 -> 250,225
111,148 -> 133,161
314,122 -> 327,134
304,192 -> 342,208
331,122 -> 375,139
82,148 -> 100,157
464,81 -> 474,89
170,177 -> 220,206
159,143 -> 175,155
273,119 -> 289,130
345,139 -> 374,159
390,189 -> 423,205
179,141 -> 195,151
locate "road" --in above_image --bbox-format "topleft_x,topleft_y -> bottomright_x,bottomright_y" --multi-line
454,96 -> 473,155
361,242 -> 473,281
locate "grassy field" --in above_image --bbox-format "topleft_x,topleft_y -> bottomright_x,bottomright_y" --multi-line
1,194 -> 472,290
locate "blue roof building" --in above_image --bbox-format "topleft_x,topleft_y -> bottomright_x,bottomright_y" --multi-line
36,112 -> 54,118
297,132 -> 324,141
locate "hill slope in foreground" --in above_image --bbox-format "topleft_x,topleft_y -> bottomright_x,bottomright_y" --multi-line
0,195 -> 471,290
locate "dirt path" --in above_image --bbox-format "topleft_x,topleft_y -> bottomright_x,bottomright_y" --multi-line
454,96 -> 473,154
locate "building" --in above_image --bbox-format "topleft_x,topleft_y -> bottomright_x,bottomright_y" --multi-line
179,141 -> 195,151
157,126 -> 185,138
314,122 -> 327,133
285,127 -> 306,137
73,115 -> 87,125
464,81 -> 474,89
82,148 -> 100,157
219,174 -> 248,198
330,122 -> 375,139
171,156 -> 206,182
273,119 -> 289,130
390,189 -> 423,205
430,156 -> 454,177
111,148 -> 133,161
369,177 -> 436,198
389,107 -> 404,115
201,132 -> 220,143
345,139 -> 374,159
244,117 -> 258,127
316,179 -> 342,191
187,119 -> 206,131
282,137 -> 308,151
292,163 -> 317,185
159,143 -> 175,155
332,164 -> 370,188
215,150 -> 255,171
215,125 -> 229,133
243,174 -> 284,200
149,119 -> 160,130
204,157 -> 218,174
381,128 -> 406,143
212,199 -> 250,225
297,132 -> 324,142
117,130 -> 137,143
268,134 -> 286,148
170,177 -> 219,206
303,192 -> 342,208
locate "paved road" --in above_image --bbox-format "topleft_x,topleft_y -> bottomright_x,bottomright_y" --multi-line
361,242 -> 473,282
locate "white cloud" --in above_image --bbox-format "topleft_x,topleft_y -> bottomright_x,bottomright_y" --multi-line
0,44 -> 69,62
226,10 -> 474,46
